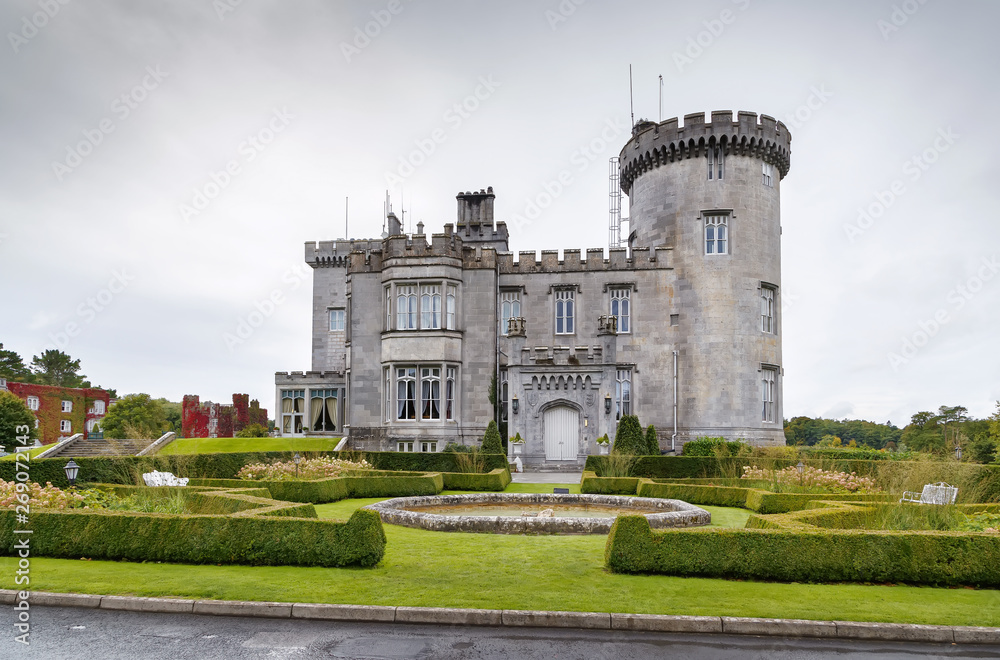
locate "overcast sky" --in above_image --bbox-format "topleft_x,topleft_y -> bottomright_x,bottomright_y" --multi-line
1,0 -> 997,428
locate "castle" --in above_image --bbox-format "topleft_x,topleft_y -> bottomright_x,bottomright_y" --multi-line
275,110 -> 791,465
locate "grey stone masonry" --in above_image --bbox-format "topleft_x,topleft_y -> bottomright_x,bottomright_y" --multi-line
277,109 -> 791,454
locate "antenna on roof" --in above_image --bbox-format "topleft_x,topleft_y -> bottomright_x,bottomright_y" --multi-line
629,64 -> 635,128
658,74 -> 663,123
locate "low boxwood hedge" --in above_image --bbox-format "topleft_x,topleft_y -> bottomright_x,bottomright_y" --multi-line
441,467 -> 512,491
188,471 -> 446,504
579,471 -> 639,495
0,486 -> 385,567
636,481 -> 751,508
604,514 -> 1000,586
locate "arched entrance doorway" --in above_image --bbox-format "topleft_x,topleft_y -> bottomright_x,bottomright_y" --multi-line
543,405 -> 579,461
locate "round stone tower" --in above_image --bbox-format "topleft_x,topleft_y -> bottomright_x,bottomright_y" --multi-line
619,110 -> 791,446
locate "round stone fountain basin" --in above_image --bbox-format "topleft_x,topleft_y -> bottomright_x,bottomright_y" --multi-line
363,493 -> 711,534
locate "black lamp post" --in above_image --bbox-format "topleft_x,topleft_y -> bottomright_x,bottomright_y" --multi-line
511,395 -> 519,415
64,460 -> 80,488
604,394 -> 612,415
796,460 -> 804,487
293,453 -> 301,478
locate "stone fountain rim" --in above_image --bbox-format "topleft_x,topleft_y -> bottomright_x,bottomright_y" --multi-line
362,492 -> 711,534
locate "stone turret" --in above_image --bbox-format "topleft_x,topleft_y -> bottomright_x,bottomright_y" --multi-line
620,110 -> 791,446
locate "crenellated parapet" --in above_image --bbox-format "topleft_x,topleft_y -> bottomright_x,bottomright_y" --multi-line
619,110 -> 792,194
306,239 -> 381,268
496,246 -> 671,274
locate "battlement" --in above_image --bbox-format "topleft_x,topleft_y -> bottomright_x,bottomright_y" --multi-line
619,110 -> 792,194
275,370 -> 347,381
496,246 -> 671,273
347,230 -> 500,274
306,239 -> 381,268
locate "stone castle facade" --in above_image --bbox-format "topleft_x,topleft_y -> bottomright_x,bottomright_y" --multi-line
275,110 -> 791,465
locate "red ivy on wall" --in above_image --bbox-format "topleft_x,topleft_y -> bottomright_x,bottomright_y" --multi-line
181,393 -> 268,438
5,382 -> 109,445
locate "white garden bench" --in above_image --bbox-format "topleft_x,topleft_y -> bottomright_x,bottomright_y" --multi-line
899,482 -> 957,505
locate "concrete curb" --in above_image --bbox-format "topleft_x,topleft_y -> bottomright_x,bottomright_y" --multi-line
2,590 -> 998,645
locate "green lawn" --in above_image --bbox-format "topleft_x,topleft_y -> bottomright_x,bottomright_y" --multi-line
157,437 -> 341,455
0,446 -> 48,461
6,482 -> 999,627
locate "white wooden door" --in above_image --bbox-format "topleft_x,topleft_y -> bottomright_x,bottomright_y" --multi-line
544,406 -> 578,461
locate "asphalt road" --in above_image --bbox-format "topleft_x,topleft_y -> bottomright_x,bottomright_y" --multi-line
4,606 -> 998,660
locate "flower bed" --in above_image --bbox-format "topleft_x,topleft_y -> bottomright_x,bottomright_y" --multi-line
741,465 -> 879,494
236,456 -> 372,481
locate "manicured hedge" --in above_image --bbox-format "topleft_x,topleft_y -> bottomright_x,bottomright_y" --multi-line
635,480 -> 891,513
355,451 -> 509,473
580,471 -> 639,495
188,471 -> 446,504
637,481 -> 750,508
604,515 -> 1000,586
0,483 -> 385,567
0,450 -> 509,488
584,456 -> 1000,502
441,467 -> 512,491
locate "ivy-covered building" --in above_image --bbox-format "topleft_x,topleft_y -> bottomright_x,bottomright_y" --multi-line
0,378 -> 110,445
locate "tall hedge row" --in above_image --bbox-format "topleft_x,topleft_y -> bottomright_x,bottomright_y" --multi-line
604,515 -> 1000,586
584,455 -> 1000,502
0,450 -> 509,488
0,506 -> 385,567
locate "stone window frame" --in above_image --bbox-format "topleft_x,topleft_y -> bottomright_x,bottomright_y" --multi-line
760,364 -> 779,423
762,161 -> 775,187
328,308 -> 346,332
386,280 -> 460,332
61,400 -> 73,413
702,210 -> 732,256
708,145 -> 725,180
26,396 -> 39,411
60,419 -> 72,433
615,367 -> 632,420
389,362 -> 459,424
499,289 -> 522,336
608,286 -> 632,334
280,389 -> 306,435
552,286 -> 578,336
760,282 -> 777,334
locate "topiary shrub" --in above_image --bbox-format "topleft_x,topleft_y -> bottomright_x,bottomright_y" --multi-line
612,415 -> 644,455
645,425 -> 659,455
481,420 -> 503,454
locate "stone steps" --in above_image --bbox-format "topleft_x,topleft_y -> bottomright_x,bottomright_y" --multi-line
50,438 -> 155,458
